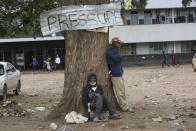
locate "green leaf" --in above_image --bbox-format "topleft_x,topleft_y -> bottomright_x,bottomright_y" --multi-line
0,0 -> 59,37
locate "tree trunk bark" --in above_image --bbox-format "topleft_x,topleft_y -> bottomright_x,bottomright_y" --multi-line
49,0 -> 120,119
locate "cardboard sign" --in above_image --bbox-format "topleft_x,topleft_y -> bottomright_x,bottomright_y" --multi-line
40,3 -> 123,36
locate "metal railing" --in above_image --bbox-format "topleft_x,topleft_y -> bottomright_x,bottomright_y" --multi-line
124,17 -> 196,25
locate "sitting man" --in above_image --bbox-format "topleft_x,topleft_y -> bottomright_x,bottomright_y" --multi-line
82,73 -> 120,122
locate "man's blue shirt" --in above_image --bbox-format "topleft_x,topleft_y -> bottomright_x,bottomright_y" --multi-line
33,57 -> 37,66
106,47 -> 123,77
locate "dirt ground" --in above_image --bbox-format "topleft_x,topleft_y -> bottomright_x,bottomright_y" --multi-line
1,64 -> 196,131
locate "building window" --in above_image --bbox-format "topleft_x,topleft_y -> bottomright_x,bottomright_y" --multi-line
120,44 -> 136,56
165,9 -> 172,24
144,10 -> 152,24
127,20 -> 131,25
187,14 -> 194,23
195,9 -> 196,22
175,9 -> 187,23
149,42 -> 168,54
123,8 -> 196,25
139,19 -> 144,24
131,11 -> 138,25
191,41 -> 196,53
181,41 -> 192,53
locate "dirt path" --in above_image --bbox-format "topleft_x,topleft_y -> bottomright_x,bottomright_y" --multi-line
1,65 -> 196,131
0,72 -> 64,131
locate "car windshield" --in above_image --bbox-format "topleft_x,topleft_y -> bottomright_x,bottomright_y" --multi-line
0,65 -> 4,75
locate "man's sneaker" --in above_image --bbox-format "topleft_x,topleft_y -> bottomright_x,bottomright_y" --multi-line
127,107 -> 134,113
93,116 -> 100,122
110,113 -> 120,119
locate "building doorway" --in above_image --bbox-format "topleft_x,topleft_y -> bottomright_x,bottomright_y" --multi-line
25,50 -> 34,70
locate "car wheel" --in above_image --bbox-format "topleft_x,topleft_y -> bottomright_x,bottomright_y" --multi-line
14,81 -> 21,96
1,85 -> 7,100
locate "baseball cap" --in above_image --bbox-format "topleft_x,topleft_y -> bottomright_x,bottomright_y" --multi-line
111,37 -> 123,44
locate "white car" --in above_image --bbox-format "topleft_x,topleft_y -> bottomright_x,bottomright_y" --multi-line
0,62 -> 21,100
192,54 -> 196,72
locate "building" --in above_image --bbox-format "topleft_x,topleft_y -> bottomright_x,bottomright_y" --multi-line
1,0 -> 196,68
0,35 -> 65,70
0,1 -> 65,70
110,0 -> 196,66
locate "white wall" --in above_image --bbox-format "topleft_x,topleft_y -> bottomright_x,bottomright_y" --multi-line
175,42 -> 182,53
136,43 -> 149,55
145,0 -> 196,9
168,42 -> 174,53
109,23 -> 196,43
167,42 -> 181,53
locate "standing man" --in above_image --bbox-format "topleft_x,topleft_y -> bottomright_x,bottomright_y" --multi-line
55,54 -> 61,70
106,37 -> 133,112
32,56 -> 38,73
162,51 -> 170,68
171,50 -> 176,67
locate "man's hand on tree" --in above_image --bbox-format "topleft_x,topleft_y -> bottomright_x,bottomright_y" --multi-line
114,43 -> 121,54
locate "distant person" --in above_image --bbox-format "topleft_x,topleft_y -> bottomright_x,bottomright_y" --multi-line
191,47 -> 196,56
55,54 -> 61,70
32,56 -> 38,72
162,51 -> 170,68
106,37 -> 133,112
48,56 -> 52,62
82,73 -> 120,122
171,50 -> 176,67
47,56 -> 53,69
42,58 -> 46,69
45,59 -> 52,72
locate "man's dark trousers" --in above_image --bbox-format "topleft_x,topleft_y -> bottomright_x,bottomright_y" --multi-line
94,94 -> 114,117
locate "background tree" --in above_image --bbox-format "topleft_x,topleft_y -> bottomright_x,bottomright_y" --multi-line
48,0 -> 151,119
182,0 -> 192,7
48,0 -> 120,119
0,0 -> 59,37
122,0 -> 148,9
